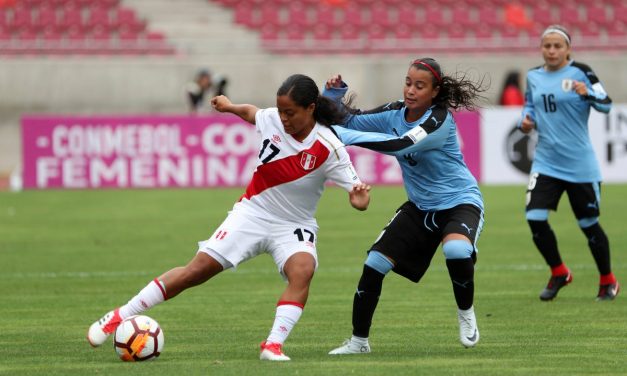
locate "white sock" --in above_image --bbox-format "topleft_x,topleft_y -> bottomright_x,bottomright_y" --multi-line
119,278 -> 167,319
266,302 -> 304,345
351,335 -> 369,345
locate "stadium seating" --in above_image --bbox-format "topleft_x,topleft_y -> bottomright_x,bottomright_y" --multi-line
213,0 -> 627,54
0,0 -> 174,56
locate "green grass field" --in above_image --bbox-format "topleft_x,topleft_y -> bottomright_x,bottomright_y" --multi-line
1,185 -> 626,376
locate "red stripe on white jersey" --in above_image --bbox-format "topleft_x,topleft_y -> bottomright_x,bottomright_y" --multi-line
242,140 -> 330,200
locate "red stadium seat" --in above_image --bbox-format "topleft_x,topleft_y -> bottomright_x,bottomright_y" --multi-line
341,4 -> 364,28
113,7 -> 145,32
419,26 -> 440,41
500,24 -> 520,39
340,24 -> 360,40
285,24 -> 305,41
86,5 -> 112,31
32,5 -> 57,32
313,24 -> 333,41
424,5 -> 448,28
585,4 -> 608,24
259,3 -> 281,27
57,5 -> 83,32
447,24 -> 468,40
41,26 -> 62,41
473,24 -> 494,40
478,5 -> 501,28
397,4 -> 419,27
578,22 -> 601,39
259,24 -> 279,41
394,24 -> 413,39
615,3 -> 627,24
530,3 -> 554,27
233,3 -> 254,28
314,4 -> 338,28
370,4 -> 393,28
287,3 -> 310,28
7,5 -> 32,32
367,24 -> 388,40
606,22 -> 626,38
558,4 -> 581,25
451,6 -> 475,29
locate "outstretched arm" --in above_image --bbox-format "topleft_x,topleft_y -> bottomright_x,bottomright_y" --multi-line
211,95 -> 259,124
348,183 -> 371,211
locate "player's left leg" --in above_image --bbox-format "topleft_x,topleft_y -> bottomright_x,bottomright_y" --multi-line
567,182 -> 620,300
260,251 -> 316,361
328,250 -> 394,355
87,252 -> 225,347
441,204 -> 483,348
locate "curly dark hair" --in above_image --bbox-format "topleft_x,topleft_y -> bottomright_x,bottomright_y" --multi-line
411,58 -> 489,111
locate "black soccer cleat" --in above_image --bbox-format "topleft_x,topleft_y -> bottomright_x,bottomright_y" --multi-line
596,282 -> 620,301
539,273 -> 572,301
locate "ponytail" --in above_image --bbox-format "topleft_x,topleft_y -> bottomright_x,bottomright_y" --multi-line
313,95 -> 349,127
277,74 -> 349,127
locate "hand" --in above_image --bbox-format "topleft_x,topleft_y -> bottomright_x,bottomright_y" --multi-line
572,80 -> 589,96
211,95 -> 231,112
349,183 -> 371,211
325,74 -> 343,90
520,114 -> 535,134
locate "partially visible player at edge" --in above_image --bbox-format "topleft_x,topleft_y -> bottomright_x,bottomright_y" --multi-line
322,57 -> 488,354
86,74 -> 371,361
519,24 -> 619,301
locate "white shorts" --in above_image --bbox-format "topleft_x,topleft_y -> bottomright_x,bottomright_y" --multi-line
197,209 -> 319,279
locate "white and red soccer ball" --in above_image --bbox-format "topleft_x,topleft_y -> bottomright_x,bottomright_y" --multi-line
113,315 -> 164,361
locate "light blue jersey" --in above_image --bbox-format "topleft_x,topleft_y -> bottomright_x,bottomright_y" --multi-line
325,86 -> 483,212
520,60 -> 612,182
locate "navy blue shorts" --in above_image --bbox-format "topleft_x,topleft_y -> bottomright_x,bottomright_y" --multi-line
370,201 -> 483,283
526,173 -> 601,219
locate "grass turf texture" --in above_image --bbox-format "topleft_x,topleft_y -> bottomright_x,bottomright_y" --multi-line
1,185 -> 626,376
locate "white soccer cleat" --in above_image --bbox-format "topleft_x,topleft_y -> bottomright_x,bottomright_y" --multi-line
328,337 -> 371,355
87,308 -> 122,347
259,341 -> 290,361
457,306 -> 479,348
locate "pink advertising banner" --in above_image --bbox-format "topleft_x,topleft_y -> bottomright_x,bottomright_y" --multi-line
21,113 -> 480,189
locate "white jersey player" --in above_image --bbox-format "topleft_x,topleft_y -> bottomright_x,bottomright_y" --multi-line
86,74 -> 370,361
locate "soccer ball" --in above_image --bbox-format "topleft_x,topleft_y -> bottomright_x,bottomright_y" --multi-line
113,315 -> 164,361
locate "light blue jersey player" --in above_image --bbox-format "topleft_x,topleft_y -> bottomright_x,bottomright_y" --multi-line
520,59 -> 611,183
519,25 -> 619,302
328,99 -> 483,212
324,58 -> 489,354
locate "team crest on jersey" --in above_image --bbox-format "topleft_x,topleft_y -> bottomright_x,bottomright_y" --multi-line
300,152 -> 317,170
272,134 -> 282,143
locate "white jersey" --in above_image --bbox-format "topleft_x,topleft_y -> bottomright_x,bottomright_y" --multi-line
232,107 -> 361,225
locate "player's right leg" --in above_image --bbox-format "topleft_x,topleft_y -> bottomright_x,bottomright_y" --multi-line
260,252 -> 316,361
526,174 -> 570,301
329,251 -> 393,355
87,252 -> 224,347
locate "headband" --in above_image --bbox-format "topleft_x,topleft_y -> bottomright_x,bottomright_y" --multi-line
414,60 -> 442,83
541,28 -> 571,45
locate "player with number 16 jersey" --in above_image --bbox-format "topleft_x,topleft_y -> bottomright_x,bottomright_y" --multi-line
519,25 -> 618,302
